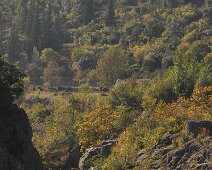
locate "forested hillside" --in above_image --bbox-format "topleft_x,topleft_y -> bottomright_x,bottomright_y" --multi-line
0,0 -> 212,169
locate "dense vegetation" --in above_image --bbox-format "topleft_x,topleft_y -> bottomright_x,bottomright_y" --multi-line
0,57 -> 25,105
0,0 -> 211,169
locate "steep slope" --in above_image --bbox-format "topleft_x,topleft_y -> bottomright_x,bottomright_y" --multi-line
136,131 -> 212,169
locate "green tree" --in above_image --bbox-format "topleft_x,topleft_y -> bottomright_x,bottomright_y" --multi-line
82,0 -> 95,24
42,61 -> 59,88
185,40 -> 211,61
105,0 -> 116,26
41,48 -> 59,63
95,47 -> 129,86
7,25 -> 20,62
77,104 -> 123,147
110,80 -> 143,110
196,53 -> 212,87
0,58 -> 25,107
172,50 -> 199,97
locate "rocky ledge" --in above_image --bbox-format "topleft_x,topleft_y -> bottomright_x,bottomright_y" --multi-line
136,121 -> 212,170
79,139 -> 117,170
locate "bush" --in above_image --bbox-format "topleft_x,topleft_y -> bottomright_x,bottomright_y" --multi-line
78,83 -> 93,93
95,47 -> 129,86
41,48 -> 59,64
23,94 -> 79,168
143,70 -> 177,106
109,79 -> 143,110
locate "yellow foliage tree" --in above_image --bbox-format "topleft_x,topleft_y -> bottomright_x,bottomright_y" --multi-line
77,104 -> 124,147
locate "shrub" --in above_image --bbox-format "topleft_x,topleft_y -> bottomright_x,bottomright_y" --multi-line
109,79 -> 143,110
78,83 -> 93,94
95,47 -> 129,86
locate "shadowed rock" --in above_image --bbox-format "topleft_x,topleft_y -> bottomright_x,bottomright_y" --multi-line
185,121 -> 212,137
79,139 -> 117,170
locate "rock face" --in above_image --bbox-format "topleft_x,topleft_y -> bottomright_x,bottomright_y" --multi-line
79,139 -> 117,170
136,123 -> 212,170
0,104 -> 43,170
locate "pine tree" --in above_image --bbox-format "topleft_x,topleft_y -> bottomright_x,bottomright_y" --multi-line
105,0 -> 115,26
7,25 -> 19,61
82,0 -> 95,24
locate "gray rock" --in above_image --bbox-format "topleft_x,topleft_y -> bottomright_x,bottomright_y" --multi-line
79,147 -> 101,170
165,140 -> 200,168
136,128 -> 212,170
79,139 -> 117,170
38,109 -> 51,118
155,132 -> 173,148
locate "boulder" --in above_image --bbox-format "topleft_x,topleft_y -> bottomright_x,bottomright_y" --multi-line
38,109 -> 51,118
155,132 -> 174,148
184,138 -> 212,169
79,139 -> 117,170
79,147 -> 101,170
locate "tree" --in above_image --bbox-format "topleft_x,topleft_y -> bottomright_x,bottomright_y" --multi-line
32,46 -> 40,62
77,104 -> 123,147
142,55 -> 162,72
172,50 -> 199,97
0,58 -> 25,108
95,47 -> 129,86
40,48 -> 59,63
25,63 -> 42,85
105,0 -> 116,26
7,25 -> 20,62
109,80 -> 143,110
82,0 -> 95,24
42,61 -> 59,88
196,53 -> 212,87
185,40 -> 211,62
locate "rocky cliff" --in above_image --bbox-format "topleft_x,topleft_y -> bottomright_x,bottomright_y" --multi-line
136,121 -> 212,170
0,103 -> 43,170
78,121 -> 212,170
